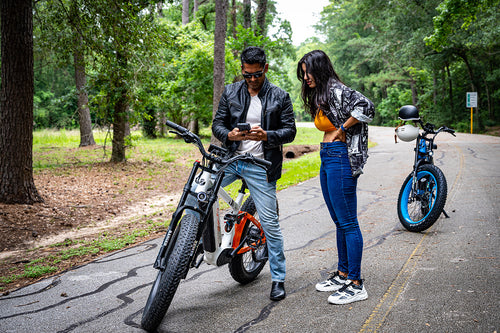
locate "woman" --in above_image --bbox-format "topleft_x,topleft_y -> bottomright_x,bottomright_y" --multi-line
297,50 -> 374,305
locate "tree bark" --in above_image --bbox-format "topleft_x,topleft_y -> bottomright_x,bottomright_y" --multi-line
182,0 -> 199,134
70,1 -> 95,147
212,0 -> 228,145
255,0 -> 268,36
0,0 -> 43,204
445,63 -> 454,115
243,0 -> 251,29
231,0 -> 237,39
74,49 -> 96,147
111,52 -> 128,163
182,0 -> 190,25
193,0 -> 199,17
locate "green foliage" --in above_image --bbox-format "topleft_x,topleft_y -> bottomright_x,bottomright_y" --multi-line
305,0 -> 500,132
278,152 -> 321,191
32,0 -> 296,133
31,0 -> 499,134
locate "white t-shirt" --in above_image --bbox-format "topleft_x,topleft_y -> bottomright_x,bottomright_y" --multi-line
236,95 -> 264,159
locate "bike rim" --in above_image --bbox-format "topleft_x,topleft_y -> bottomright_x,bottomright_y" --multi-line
401,170 -> 437,224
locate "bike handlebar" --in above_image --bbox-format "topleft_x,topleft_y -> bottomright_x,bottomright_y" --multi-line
165,120 -> 271,170
165,120 -> 188,134
419,120 -> 455,137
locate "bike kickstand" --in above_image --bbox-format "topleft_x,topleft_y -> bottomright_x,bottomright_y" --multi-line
442,209 -> 450,218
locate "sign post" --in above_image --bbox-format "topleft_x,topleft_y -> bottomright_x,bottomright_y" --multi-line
466,92 -> 477,134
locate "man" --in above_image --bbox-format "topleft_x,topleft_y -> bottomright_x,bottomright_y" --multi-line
212,46 -> 296,301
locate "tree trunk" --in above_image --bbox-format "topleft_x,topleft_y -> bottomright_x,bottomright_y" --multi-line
193,0 -> 199,17
0,0 -> 43,204
157,1 -> 164,17
212,0 -> 228,145
71,1 -> 95,147
410,79 -> 418,106
455,50 -> 483,130
445,63 -> 454,116
182,0 -> 190,25
111,53 -> 128,163
182,0 -> 199,134
243,0 -> 251,29
255,0 -> 268,36
74,50 -> 96,147
231,0 -> 237,39
111,94 -> 127,162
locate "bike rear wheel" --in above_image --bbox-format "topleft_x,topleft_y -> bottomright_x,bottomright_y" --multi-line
397,164 -> 447,232
141,214 -> 199,332
228,196 -> 274,284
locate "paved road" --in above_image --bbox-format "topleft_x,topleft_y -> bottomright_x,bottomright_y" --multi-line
1,126 -> 499,333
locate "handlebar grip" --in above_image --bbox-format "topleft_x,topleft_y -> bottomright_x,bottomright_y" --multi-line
165,120 -> 188,134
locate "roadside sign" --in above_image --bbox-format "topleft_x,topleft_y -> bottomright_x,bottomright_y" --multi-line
467,92 -> 477,134
466,92 -> 477,108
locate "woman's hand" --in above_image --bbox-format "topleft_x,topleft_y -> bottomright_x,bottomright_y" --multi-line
323,128 -> 346,142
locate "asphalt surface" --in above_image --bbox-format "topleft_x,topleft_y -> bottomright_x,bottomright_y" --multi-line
0,126 -> 498,333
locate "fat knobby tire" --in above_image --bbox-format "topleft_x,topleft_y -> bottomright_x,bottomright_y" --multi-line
397,164 -> 447,232
228,196 -> 269,284
141,214 -> 199,332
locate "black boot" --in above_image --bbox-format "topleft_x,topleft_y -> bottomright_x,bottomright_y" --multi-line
270,281 -> 286,301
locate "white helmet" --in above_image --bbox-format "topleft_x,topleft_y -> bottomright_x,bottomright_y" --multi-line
396,124 -> 419,142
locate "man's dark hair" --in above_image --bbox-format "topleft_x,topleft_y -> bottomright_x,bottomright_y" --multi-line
241,46 -> 266,67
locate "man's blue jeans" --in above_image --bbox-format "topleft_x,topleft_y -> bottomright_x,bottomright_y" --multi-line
220,160 -> 286,282
187,160 -> 286,282
319,141 -> 363,281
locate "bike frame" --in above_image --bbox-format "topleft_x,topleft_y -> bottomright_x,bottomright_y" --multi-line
408,121 -> 454,212
196,166 -> 265,266
153,124 -> 267,273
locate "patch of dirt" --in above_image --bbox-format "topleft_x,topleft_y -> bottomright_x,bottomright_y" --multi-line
0,144 -> 317,294
484,125 -> 500,137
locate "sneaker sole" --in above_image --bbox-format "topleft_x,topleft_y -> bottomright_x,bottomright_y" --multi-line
315,284 -> 345,292
328,292 -> 368,305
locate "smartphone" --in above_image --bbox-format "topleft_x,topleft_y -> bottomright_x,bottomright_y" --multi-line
237,123 -> 251,131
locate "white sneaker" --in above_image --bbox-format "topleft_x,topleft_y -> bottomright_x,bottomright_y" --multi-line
328,280 -> 368,305
315,271 -> 347,292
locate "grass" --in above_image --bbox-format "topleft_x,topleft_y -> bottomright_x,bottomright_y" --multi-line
0,125 -> 370,290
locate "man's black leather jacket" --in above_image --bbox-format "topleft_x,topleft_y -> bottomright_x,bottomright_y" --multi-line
212,78 -> 296,183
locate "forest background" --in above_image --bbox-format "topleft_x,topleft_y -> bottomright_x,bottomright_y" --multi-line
25,0 -> 500,137
0,0 -> 499,291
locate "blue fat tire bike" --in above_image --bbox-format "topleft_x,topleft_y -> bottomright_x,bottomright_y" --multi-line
395,105 -> 455,232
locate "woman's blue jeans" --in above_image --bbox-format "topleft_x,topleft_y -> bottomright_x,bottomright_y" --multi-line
319,141 -> 363,281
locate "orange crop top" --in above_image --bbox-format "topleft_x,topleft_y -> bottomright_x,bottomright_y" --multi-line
314,110 -> 337,132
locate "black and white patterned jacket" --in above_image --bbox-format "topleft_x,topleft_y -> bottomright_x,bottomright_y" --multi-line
323,80 -> 375,177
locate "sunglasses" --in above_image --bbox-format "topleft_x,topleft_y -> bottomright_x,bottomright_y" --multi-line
242,70 -> 264,79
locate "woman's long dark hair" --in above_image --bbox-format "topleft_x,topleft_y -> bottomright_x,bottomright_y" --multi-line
297,50 -> 342,118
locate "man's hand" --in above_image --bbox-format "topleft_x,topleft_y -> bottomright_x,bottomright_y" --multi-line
245,126 -> 267,141
227,125 -> 267,141
228,126 -> 249,141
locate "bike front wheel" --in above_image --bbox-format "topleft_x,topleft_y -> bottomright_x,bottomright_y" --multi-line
141,213 -> 199,332
228,196 -> 272,284
397,164 -> 447,232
